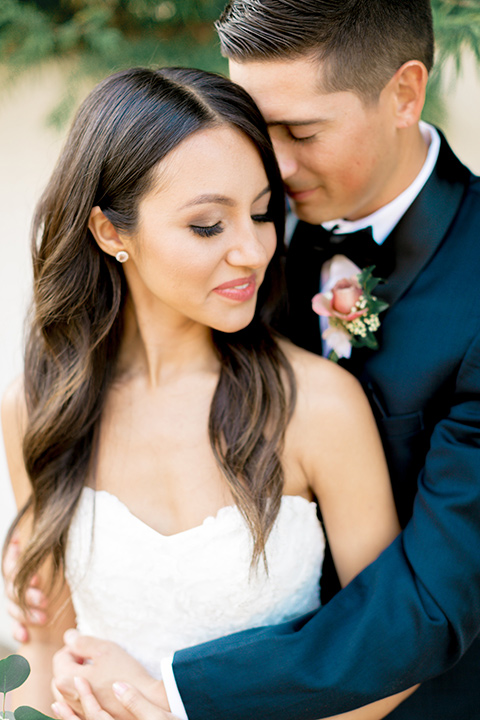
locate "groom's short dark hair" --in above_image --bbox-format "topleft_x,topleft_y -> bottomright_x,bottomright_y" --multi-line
216,0 -> 434,102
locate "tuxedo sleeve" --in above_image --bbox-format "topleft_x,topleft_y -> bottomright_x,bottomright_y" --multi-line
171,328 -> 480,720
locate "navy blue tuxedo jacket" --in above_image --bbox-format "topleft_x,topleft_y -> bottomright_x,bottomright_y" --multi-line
173,135 -> 480,719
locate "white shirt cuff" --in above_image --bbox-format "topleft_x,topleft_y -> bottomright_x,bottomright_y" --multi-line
160,655 -> 189,720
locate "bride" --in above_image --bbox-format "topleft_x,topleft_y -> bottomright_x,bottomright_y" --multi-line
2,67 -> 415,720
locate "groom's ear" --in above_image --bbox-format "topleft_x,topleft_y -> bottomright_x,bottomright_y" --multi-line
390,60 -> 429,129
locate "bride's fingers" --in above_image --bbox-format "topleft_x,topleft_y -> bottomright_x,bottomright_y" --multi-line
2,532 -> 21,578
53,643 -> 88,696
53,675 -> 178,720
113,681 -> 178,719
11,618 -> 29,644
7,598 -> 47,625
63,628 -> 103,659
52,677 -> 112,720
51,699 -> 81,719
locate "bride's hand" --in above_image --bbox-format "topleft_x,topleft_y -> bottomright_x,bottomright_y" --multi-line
3,530 -> 48,643
52,630 -> 169,720
52,676 -> 179,720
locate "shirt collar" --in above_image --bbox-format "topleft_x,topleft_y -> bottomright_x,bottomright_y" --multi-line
322,122 -> 441,245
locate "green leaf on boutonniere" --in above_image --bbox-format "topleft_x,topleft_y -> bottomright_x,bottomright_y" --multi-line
358,266 -> 386,295
370,298 -> 389,314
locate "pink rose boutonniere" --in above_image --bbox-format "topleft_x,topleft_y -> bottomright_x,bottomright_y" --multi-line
312,255 -> 389,362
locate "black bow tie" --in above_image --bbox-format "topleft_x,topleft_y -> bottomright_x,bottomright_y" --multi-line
313,225 -> 395,277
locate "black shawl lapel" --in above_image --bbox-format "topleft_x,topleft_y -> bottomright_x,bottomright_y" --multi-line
374,133 -> 470,308
342,134 -> 471,375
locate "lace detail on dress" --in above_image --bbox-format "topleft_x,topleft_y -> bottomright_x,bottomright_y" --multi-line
65,488 -> 325,679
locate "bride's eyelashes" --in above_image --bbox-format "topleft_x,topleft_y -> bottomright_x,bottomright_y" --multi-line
251,212 -> 274,223
190,212 -> 273,238
190,222 -> 222,238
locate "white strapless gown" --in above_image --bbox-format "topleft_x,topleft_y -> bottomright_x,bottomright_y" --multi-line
65,487 -> 325,679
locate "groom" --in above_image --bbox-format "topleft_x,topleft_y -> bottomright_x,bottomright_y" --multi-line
10,1 -> 480,719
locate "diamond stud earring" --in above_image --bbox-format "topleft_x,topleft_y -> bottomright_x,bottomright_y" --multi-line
115,250 -> 129,263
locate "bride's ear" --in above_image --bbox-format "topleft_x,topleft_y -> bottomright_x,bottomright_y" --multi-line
89,207 -> 127,259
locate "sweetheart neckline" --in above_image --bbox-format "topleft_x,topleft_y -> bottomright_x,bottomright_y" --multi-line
81,486 -> 317,541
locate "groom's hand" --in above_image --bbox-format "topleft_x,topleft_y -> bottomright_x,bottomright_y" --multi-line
53,630 -> 170,720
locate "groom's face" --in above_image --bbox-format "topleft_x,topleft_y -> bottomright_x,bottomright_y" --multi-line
230,56 -> 400,224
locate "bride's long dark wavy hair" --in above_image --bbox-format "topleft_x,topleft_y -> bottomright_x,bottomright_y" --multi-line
4,66 -> 296,606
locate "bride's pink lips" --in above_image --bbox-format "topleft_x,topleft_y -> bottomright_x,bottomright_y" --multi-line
286,186 -> 318,202
213,274 -> 256,302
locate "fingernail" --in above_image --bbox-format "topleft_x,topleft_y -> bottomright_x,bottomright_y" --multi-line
15,627 -> 28,643
74,676 -> 85,691
30,610 -> 46,624
64,628 -> 79,644
29,589 -> 47,607
51,703 -> 61,718
113,681 -> 129,697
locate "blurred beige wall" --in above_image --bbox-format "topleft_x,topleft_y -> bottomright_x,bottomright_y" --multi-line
0,54 -> 479,650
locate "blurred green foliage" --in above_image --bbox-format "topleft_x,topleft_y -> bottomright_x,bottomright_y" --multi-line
0,0 -> 228,123
0,0 -> 228,70
0,0 -> 479,126
425,0 -> 480,124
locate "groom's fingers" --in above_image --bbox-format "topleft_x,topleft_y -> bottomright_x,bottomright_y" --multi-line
113,681 -> 178,719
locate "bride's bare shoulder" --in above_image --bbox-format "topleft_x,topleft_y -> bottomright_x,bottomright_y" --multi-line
1,375 -> 26,426
280,339 -> 361,396
279,339 -> 370,426
2,375 -> 28,457
1,376 -> 31,507
279,341 -> 384,495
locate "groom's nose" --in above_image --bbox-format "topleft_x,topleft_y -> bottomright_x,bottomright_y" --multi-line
271,137 -> 299,180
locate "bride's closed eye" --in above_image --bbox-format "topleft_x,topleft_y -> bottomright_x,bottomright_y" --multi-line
190,212 -> 272,238
190,222 -> 223,238
252,212 -> 273,223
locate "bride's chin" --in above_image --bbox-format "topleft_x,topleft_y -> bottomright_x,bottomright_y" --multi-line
210,311 -> 257,335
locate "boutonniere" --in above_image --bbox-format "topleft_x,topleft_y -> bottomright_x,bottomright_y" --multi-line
312,255 -> 389,362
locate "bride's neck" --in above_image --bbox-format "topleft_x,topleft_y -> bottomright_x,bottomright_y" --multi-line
116,296 -> 219,388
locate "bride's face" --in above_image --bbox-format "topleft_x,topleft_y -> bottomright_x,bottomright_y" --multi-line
120,125 -> 277,334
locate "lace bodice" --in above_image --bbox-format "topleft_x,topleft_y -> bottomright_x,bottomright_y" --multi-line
65,488 -> 325,678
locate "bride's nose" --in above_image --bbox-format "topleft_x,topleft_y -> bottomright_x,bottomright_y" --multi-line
226,224 -> 271,269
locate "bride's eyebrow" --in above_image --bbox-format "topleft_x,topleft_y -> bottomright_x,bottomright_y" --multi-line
179,194 -> 235,210
179,185 -> 271,211
253,185 -> 271,202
